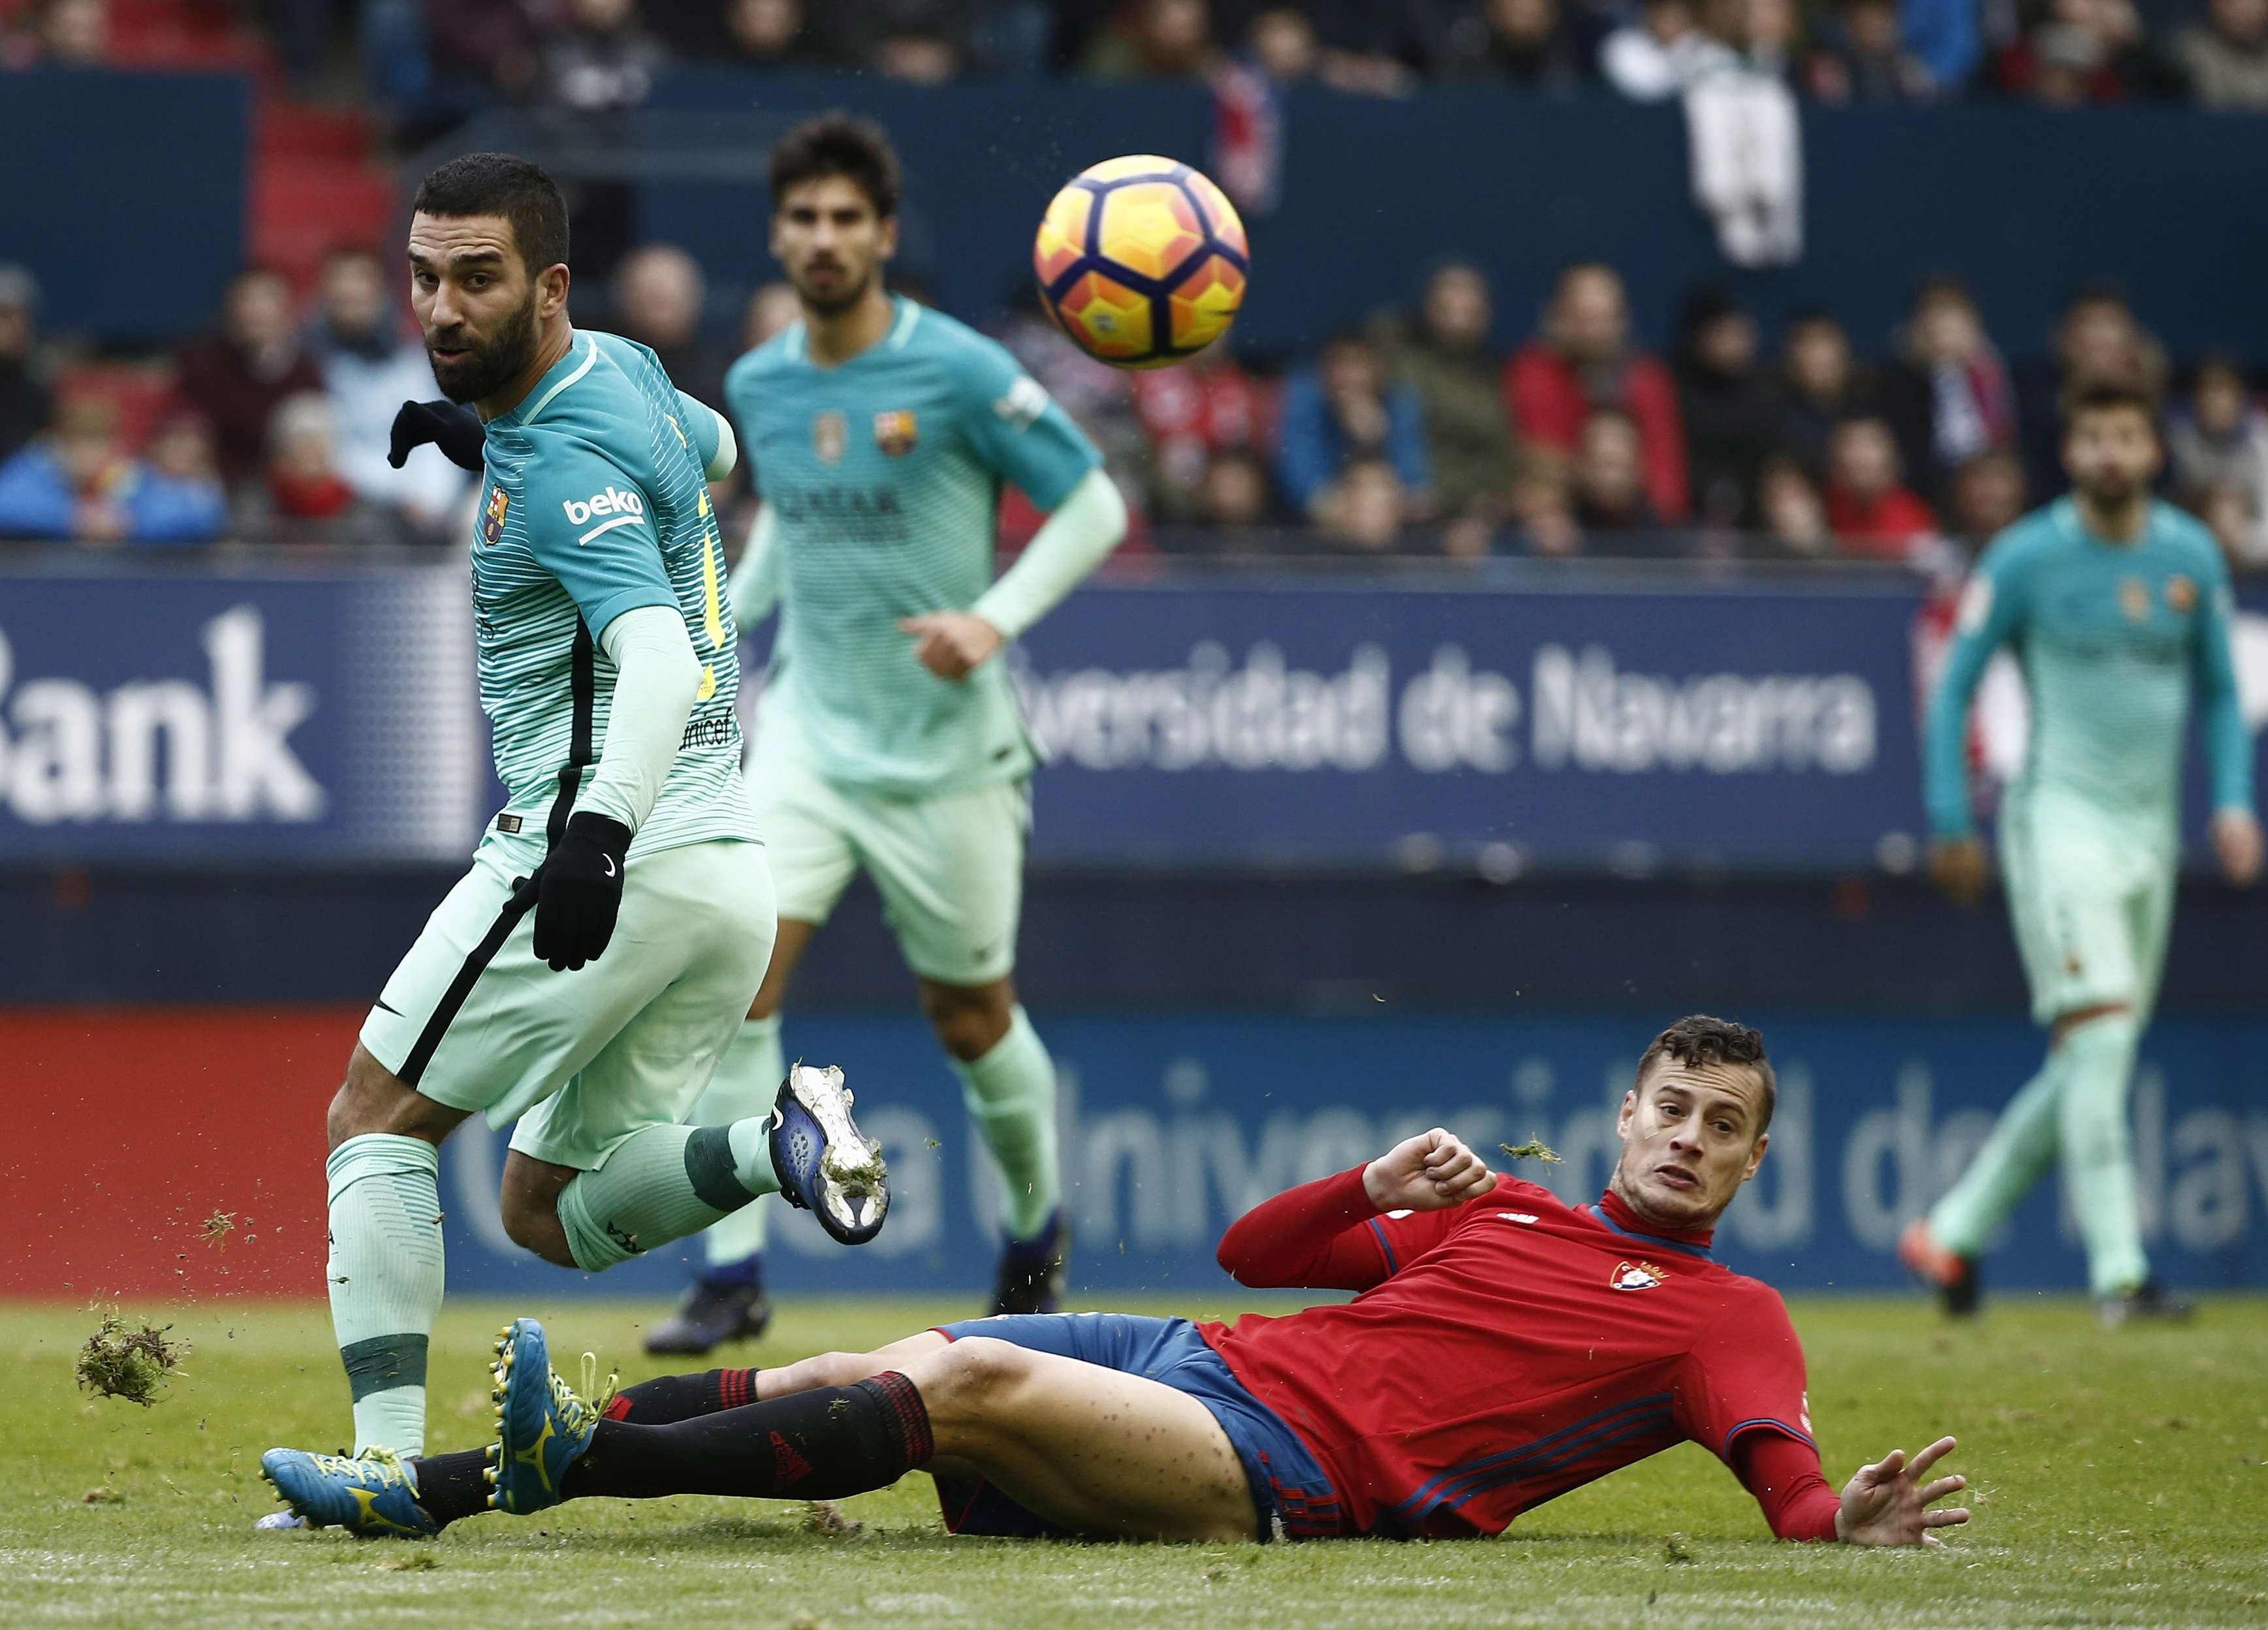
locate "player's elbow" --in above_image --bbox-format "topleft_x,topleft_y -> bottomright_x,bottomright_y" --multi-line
1084,468 -> 1130,547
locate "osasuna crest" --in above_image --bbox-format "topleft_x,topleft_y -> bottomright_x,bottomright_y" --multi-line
812,410 -> 847,464
480,485 -> 510,547
873,409 -> 918,456
1610,1259 -> 1666,1291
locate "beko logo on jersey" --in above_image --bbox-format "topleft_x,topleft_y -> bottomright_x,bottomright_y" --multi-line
561,487 -> 647,543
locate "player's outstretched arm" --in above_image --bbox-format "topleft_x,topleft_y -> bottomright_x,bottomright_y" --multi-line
1834,1435 -> 1970,1547
1217,1129 -> 1494,1290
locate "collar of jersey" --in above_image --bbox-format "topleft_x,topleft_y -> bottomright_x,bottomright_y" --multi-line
784,295 -> 921,368
2053,494 -> 2158,551
488,330 -> 596,430
1584,1191 -> 1716,1259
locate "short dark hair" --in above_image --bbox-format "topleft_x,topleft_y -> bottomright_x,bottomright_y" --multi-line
411,153 -> 569,278
2061,376 -> 2159,430
769,113 -> 901,219
1635,1015 -> 1777,1135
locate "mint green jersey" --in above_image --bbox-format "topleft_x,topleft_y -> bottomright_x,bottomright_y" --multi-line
474,328 -> 755,858
725,296 -> 1101,796
1925,497 -> 2250,840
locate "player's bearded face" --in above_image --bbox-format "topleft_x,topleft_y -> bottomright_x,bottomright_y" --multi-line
1609,1064 -> 1769,1230
424,280 -> 542,406
2066,410 -> 2160,507
773,179 -> 892,317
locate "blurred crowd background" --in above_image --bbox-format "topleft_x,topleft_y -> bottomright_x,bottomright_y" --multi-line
5,0 -> 2267,572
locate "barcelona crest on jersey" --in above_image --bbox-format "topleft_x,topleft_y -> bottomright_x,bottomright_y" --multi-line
480,485 -> 509,548
873,409 -> 918,456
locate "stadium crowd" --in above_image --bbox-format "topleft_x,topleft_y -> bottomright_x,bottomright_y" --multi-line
3,242 -> 2262,571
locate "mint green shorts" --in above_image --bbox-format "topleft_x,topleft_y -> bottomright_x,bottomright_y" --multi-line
360,833 -> 776,1170
1998,788 -> 2175,1028
749,701 -> 1029,987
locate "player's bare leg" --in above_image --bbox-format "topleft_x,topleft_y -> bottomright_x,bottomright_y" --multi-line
921,974 -> 1068,1312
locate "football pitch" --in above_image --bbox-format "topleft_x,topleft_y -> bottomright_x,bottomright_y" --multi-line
6,1296 -> 2265,1629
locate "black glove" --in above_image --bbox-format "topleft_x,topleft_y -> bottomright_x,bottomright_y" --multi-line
532,813 -> 631,971
388,399 -> 487,473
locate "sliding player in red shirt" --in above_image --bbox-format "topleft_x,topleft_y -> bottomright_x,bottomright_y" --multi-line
266,1015 -> 1970,1550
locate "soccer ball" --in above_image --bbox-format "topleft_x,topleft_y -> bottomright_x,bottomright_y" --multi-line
1033,155 -> 1250,370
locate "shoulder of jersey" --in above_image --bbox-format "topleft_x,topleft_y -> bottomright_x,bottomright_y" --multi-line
727,328 -> 804,389
2154,500 -> 2223,563
909,305 -> 1018,380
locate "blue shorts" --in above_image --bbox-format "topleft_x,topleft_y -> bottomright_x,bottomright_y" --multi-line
932,1313 -> 1342,1541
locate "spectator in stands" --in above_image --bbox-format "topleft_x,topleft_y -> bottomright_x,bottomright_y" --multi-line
1568,407 -> 1672,551
144,409 -> 223,500
843,0 -> 975,82
2169,356 -> 2268,550
175,267 -> 325,490
1823,415 -> 1934,558
1194,450 -> 1277,549
540,0 -> 665,111
1994,0 -> 2179,104
238,391 -> 407,547
1507,452 -> 1581,556
1245,7 -> 1322,80
1904,0 -> 1982,88
2174,0 -> 2268,108
745,280 -> 802,351
1082,0 -> 1218,77
1752,455 -> 1834,559
1805,0 -> 1936,99
1370,262 -> 1517,521
427,0 -> 546,96
0,266 -> 52,466
1507,262 -> 1686,519
1448,0 -> 1588,86
1743,0 -> 1805,79
1774,311 -> 1870,479
0,398 -> 224,545
306,246 -> 468,542
2192,483 -> 2267,573
1600,0 -> 1735,99
1133,345 -> 1277,521
1299,0 -> 1459,89
3,0 -> 108,68
1673,286 -> 1778,526
720,0 -> 837,67
605,244 -> 728,410
1278,332 -> 1434,528
1880,278 -> 2015,505
1323,456 -> 1411,552
2014,284 -> 2167,499
1942,448 -> 2027,551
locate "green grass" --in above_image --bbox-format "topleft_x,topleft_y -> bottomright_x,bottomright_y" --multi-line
6,1296 -> 2266,1628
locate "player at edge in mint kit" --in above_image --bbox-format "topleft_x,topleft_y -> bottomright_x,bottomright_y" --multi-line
646,114 -> 1128,1355
256,153 -> 892,1537
1903,377 -> 2261,1324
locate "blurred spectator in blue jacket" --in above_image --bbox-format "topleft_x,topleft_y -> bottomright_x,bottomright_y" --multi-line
0,398 -> 224,545
0,266 -> 52,466
1276,333 -> 1435,528
1898,0 -> 1978,90
307,246 -> 469,541
1806,0 -> 1938,100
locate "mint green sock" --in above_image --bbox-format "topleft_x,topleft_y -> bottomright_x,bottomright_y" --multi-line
951,1006 -> 1061,1240
1929,1050 -> 2065,1257
326,1134 -> 445,1457
693,1016 -> 780,1271
2058,1012 -> 2149,1298
556,1119 -> 781,1273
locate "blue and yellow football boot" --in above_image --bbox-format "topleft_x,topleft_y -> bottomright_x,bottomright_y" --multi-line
258,1446 -> 439,1538
488,1317 -> 617,1516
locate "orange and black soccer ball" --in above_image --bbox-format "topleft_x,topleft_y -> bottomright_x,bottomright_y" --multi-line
1033,155 -> 1250,370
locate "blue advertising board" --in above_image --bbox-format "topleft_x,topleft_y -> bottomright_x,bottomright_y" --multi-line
430,1010 -> 2268,1300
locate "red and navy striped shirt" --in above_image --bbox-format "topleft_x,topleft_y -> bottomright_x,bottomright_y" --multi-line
1197,1168 -> 1833,1540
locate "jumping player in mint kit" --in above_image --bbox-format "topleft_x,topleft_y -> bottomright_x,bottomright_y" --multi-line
258,153 -> 891,1533
648,114 -> 1128,1354
1904,378 -> 2261,1324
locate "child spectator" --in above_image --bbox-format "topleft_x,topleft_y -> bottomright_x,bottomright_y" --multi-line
1195,450 -> 1279,552
1508,451 -> 1581,557
0,398 -> 224,545
1823,415 -> 1936,558
240,392 -> 405,547
1753,455 -> 1834,560
2167,356 -> 2268,549
1774,311 -> 1872,479
1277,333 -> 1434,526
1881,278 -> 2015,505
1569,406 -> 1674,552
1323,456 -> 1410,552
1370,261 -> 1517,520
175,267 -> 326,490
1673,286 -> 1778,526
1943,449 -> 2028,551
1506,262 -> 1686,519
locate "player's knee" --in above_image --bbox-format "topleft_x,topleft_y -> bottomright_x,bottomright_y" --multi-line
922,1336 -> 1033,1414
921,986 -> 1013,1062
498,1189 -> 576,1268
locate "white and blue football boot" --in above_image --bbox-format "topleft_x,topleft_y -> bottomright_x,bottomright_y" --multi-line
770,1063 -> 890,1245
258,1446 -> 438,1538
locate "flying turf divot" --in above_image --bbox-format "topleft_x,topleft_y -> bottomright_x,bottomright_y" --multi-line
75,1310 -> 189,1407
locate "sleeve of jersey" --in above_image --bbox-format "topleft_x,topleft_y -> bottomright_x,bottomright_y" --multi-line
1735,1430 -> 1841,1542
674,391 -> 736,481
523,438 -> 680,639
2190,546 -> 2254,815
957,343 -> 1102,512
1923,534 -> 2029,839
1214,1164 -> 1470,1290
1676,1292 -> 1818,1474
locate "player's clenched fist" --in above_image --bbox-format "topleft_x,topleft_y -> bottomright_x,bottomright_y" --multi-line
899,611 -> 1003,680
532,812 -> 632,971
1364,1128 -> 1496,1213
